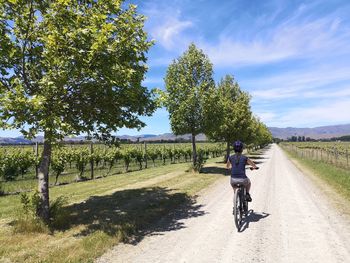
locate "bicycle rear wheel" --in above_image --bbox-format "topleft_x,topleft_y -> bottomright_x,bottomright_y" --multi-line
233,189 -> 242,230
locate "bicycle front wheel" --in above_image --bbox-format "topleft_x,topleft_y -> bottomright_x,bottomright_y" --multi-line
233,189 -> 242,230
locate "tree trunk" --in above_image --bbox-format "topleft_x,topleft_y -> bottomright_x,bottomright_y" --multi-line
37,136 -> 52,223
226,141 -> 230,162
191,134 -> 197,166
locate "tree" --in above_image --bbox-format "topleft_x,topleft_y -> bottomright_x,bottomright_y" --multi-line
0,0 -> 155,222
247,117 -> 272,148
205,75 -> 252,160
164,43 -> 215,166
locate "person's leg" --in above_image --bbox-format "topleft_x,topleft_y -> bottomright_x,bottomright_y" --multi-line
245,178 -> 252,202
245,179 -> 251,193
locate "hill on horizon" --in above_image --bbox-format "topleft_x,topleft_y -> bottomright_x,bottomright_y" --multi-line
269,123 -> 350,139
1,124 -> 350,144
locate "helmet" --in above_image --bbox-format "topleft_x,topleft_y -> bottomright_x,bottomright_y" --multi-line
233,140 -> 244,153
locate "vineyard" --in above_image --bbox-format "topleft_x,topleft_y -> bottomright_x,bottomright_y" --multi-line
281,142 -> 350,169
0,143 -> 225,194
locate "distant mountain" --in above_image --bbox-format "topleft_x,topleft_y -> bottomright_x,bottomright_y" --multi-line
2,124 -> 349,144
0,137 -> 31,144
118,133 -> 207,142
269,124 -> 350,139
0,133 -> 207,144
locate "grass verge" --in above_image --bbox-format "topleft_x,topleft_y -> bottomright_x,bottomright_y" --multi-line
281,145 -> 350,202
0,157 -> 226,263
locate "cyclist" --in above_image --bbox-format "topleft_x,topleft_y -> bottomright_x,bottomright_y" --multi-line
226,140 -> 258,202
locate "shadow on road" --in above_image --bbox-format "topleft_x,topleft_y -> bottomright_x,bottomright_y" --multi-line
247,156 -> 268,160
239,210 -> 270,232
57,187 -> 205,245
201,166 -> 229,176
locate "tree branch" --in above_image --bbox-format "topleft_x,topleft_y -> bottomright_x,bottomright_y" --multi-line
0,78 -> 11,91
21,0 -> 35,91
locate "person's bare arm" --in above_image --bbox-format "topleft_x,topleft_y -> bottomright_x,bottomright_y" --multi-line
226,159 -> 231,169
247,158 -> 257,169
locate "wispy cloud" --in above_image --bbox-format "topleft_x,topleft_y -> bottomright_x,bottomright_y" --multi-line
202,16 -> 350,67
248,65 -> 350,100
151,19 -> 193,50
255,112 -> 277,124
142,3 -> 194,50
264,99 -> 350,127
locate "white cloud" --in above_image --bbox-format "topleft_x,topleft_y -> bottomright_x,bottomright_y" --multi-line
264,99 -> 350,127
202,37 -> 296,67
200,12 -> 350,67
143,4 -> 194,50
255,112 -> 277,123
151,19 -> 193,50
248,66 -> 350,100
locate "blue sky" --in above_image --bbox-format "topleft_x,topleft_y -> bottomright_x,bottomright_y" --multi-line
117,0 -> 350,135
2,0 -> 350,137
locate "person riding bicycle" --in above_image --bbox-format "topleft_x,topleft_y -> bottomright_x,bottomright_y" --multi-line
226,140 -> 258,202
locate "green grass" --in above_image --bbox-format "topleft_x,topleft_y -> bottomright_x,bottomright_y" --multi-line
0,157 -> 226,263
282,146 -> 350,201
0,161 -> 193,220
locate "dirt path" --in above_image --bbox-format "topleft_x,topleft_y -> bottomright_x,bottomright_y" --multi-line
97,144 -> 350,263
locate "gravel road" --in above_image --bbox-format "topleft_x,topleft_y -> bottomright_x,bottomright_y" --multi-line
97,144 -> 350,263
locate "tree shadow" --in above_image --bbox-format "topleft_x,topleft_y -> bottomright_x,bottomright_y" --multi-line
57,187 -> 205,244
244,160 -> 265,167
239,210 -> 270,232
200,166 -> 229,176
247,156 -> 268,160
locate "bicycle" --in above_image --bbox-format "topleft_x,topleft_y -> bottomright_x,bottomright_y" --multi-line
232,167 -> 259,231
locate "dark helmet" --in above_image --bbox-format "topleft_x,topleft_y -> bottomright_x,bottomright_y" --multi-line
233,140 -> 244,153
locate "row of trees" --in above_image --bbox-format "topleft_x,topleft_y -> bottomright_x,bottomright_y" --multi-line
286,135 -> 350,142
163,44 -> 272,163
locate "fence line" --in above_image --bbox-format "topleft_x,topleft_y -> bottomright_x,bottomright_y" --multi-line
283,144 -> 349,170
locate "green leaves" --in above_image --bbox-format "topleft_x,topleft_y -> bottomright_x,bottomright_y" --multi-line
0,0 -> 156,141
203,74 -> 272,150
205,75 -> 250,142
164,43 -> 215,136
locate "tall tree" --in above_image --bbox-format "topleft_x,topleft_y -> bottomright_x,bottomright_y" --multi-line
245,116 -> 272,149
205,75 -> 252,160
164,43 -> 214,166
0,0 -> 155,222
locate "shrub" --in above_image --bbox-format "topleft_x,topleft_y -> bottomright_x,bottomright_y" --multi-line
13,192 -> 68,233
49,196 -> 69,229
13,192 -> 48,233
191,150 -> 207,173
51,154 -> 66,185
1,156 -> 19,181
